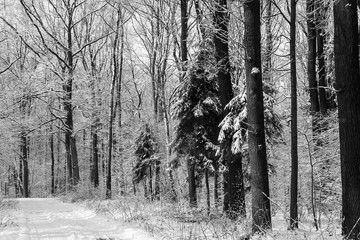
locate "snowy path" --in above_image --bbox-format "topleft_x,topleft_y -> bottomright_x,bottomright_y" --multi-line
0,198 -> 157,240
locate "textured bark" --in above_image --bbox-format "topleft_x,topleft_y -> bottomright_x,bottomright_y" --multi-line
290,0 -> 298,229
148,164 -> 153,201
181,0 -> 188,73
316,1 -> 327,115
244,0 -> 271,231
307,0 -> 319,114
90,61 -> 99,188
263,0 -> 272,85
334,0 -> 360,238
155,160 -> 160,200
50,125 -> 55,195
188,158 -> 197,207
90,129 -> 99,188
20,134 -> 29,198
214,0 -> 245,218
20,98 -> 29,198
205,169 -> 210,216
65,10 -> 80,185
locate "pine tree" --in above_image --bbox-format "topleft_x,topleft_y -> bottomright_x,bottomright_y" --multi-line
172,39 -> 222,208
133,123 -> 159,201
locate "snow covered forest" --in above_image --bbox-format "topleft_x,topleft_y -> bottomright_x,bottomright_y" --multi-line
0,0 -> 360,239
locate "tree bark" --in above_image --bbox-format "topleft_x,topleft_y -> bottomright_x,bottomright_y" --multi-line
50,124 -> 55,195
290,0 -> 298,229
334,0 -> 360,237
205,168 -> 210,216
213,0 -> 245,218
307,0 -> 320,115
181,0 -> 188,74
155,160 -> 160,200
20,97 -> 29,198
316,1 -> 327,115
188,158 -> 197,207
244,0 -> 271,231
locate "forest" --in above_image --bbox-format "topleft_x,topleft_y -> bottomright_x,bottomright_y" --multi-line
0,0 -> 359,239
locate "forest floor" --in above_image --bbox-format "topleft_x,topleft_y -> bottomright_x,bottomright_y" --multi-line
0,198 -> 157,240
0,196 -> 345,239
78,196 -> 343,240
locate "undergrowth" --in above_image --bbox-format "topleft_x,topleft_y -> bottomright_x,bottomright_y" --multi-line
0,195 -> 18,228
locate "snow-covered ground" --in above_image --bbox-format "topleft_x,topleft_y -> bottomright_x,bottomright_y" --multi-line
0,198 -> 158,240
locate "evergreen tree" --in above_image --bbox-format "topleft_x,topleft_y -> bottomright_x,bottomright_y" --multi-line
172,39 -> 222,208
133,123 -> 159,200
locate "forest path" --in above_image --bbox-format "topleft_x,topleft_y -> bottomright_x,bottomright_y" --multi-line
0,198 -> 157,240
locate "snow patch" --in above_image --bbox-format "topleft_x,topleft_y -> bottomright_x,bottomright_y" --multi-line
251,67 -> 260,74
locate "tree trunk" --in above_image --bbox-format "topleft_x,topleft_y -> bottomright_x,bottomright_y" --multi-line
155,160 -> 161,200
90,128 -> 99,188
181,0 -> 188,74
20,98 -> 29,198
334,0 -> 360,237
64,12 -> 80,186
213,0 -> 245,218
19,154 -> 23,196
244,0 -> 271,231
263,0 -> 272,86
149,164 -> 153,201
20,134 -> 29,198
316,1 -> 327,115
205,168 -> 210,216
290,0 -> 298,229
307,0 -> 322,148
188,158 -> 197,207
214,163 -> 219,209
106,6 -> 123,199
116,7 -> 125,196
307,0 -> 320,115
50,124 -> 55,195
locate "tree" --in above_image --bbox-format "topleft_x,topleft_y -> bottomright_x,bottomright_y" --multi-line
133,123 -> 159,200
306,0 -> 320,121
106,3 -> 125,200
213,0 -> 245,218
244,0 -> 271,231
334,0 -> 360,237
172,39 -> 222,208
289,0 -> 298,230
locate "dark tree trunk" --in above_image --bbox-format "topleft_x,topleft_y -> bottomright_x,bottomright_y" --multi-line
20,98 -> 29,198
214,163 -> 219,209
316,1 -> 327,115
188,158 -> 197,207
106,6 -> 123,199
307,0 -> 320,115
334,0 -> 360,237
155,160 -> 160,200
290,0 -> 298,229
21,134 -> 29,198
19,154 -> 23,196
213,0 -> 245,218
263,0 -> 272,86
244,0 -> 271,232
205,168 -> 210,216
180,0 -> 188,73
90,129 -> 99,188
64,13 -> 80,186
50,124 -> 55,195
149,164 -> 153,201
